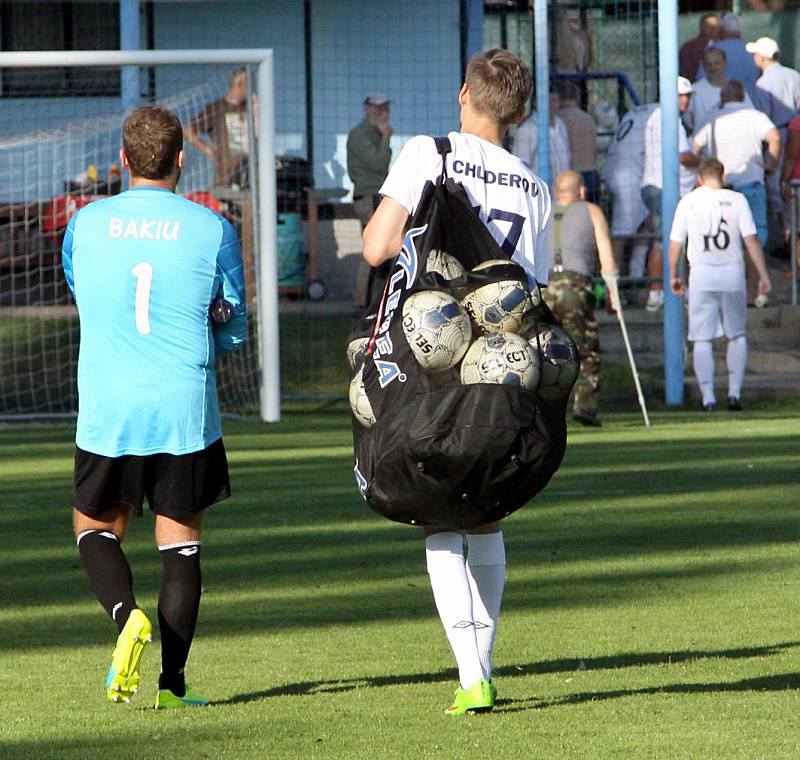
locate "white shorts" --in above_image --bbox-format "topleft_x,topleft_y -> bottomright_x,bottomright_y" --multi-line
687,288 -> 747,342
609,186 -> 649,237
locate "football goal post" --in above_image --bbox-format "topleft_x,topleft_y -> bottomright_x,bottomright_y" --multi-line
0,49 -> 280,422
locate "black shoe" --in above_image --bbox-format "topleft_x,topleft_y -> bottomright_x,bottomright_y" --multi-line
727,396 -> 744,411
573,411 -> 602,427
702,402 -> 715,412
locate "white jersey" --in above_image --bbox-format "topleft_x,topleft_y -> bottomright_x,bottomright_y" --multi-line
602,104 -> 655,190
641,105 -> 696,196
380,131 -> 552,286
669,186 -> 756,292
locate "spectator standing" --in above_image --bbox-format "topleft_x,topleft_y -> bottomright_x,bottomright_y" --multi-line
692,80 -> 781,249
185,68 -> 254,188
347,92 -> 393,308
544,171 -> 618,427
602,103 -> 656,283
780,114 -> 800,280
513,89 -> 571,189
686,48 -> 753,133
640,77 -> 701,311
696,13 -> 760,92
557,81 -> 600,201
680,13 -> 721,82
747,37 -> 800,113
668,159 -> 771,411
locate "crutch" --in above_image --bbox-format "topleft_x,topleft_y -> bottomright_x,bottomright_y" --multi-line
603,273 -> 651,427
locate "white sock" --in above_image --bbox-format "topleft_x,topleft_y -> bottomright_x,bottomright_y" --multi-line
727,335 -> 747,400
693,340 -> 716,405
426,532 -> 484,689
629,242 -> 649,278
466,532 -> 506,681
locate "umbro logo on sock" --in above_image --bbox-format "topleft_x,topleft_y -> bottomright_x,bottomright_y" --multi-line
178,546 -> 199,557
453,620 -> 475,629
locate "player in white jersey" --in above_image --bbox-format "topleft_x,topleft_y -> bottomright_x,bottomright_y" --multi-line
602,103 -> 655,280
668,159 -> 771,411
364,49 -> 548,716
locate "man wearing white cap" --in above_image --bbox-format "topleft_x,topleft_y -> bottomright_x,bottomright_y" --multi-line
639,76 -> 701,311
347,92 -> 394,307
668,158 -> 771,412
747,37 -> 800,113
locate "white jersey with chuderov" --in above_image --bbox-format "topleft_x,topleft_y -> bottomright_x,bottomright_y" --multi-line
669,187 -> 756,292
602,104 -> 655,190
379,131 -> 552,286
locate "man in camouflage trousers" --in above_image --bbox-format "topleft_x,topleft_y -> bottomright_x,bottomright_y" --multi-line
543,171 -> 618,427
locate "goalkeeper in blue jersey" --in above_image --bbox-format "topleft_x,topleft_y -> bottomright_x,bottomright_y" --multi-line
62,105 -> 247,709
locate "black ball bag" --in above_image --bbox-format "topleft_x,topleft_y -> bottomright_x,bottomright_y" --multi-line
350,147 -> 573,530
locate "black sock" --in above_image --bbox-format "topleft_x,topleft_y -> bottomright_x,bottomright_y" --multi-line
77,529 -> 137,634
157,542 -> 202,696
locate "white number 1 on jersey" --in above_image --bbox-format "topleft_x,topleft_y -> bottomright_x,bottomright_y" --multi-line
131,262 -> 153,335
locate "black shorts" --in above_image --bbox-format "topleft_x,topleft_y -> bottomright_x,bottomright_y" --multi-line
74,438 -> 230,520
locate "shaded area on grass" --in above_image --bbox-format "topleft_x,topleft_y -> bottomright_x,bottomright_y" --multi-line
218,641 -> 800,706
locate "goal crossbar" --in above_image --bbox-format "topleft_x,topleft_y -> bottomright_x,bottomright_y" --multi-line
0,49 -> 280,422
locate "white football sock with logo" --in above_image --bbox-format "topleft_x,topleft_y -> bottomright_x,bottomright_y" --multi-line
466,531 -> 506,680
726,335 -> 747,400
693,340 -> 716,405
425,531 -> 484,689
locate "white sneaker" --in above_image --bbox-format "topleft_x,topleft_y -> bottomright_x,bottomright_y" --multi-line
645,290 -> 664,312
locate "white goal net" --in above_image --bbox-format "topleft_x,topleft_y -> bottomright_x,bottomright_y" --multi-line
0,52 -> 278,419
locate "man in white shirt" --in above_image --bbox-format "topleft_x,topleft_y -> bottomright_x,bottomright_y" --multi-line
602,103 -> 656,283
686,47 -> 753,133
512,89 -> 571,191
692,79 -> 780,248
640,76 -> 702,311
364,48 -> 550,717
747,37 -> 800,113
696,13 -> 760,92
668,158 -> 771,411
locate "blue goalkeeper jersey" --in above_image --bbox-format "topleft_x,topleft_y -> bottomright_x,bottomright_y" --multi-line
62,186 -> 248,457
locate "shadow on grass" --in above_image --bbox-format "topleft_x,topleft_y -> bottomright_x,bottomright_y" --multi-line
500,671 -> 800,713
217,641 -> 800,707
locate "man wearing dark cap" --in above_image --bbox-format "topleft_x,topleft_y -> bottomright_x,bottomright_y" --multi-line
347,92 -> 393,308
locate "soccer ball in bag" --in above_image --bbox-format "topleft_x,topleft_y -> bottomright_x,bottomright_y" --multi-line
402,290 -> 472,371
461,259 -> 534,334
349,365 -> 376,427
530,325 -> 580,401
425,249 -> 466,280
460,332 -> 540,390
346,336 -> 370,371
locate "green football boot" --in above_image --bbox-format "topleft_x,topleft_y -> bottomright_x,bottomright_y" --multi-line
106,609 -> 152,703
155,685 -> 209,709
445,678 -> 495,715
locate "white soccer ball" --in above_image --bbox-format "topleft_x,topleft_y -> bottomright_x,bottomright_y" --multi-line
346,336 -> 370,371
460,332 -> 540,390
529,325 -> 580,401
461,259 -> 534,334
402,290 -> 472,371
425,249 -> 466,280
349,365 -> 376,427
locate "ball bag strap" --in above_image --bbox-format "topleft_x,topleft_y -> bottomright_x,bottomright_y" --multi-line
433,136 -> 452,184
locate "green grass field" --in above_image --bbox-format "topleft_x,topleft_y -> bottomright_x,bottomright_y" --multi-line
2,407 -> 800,759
